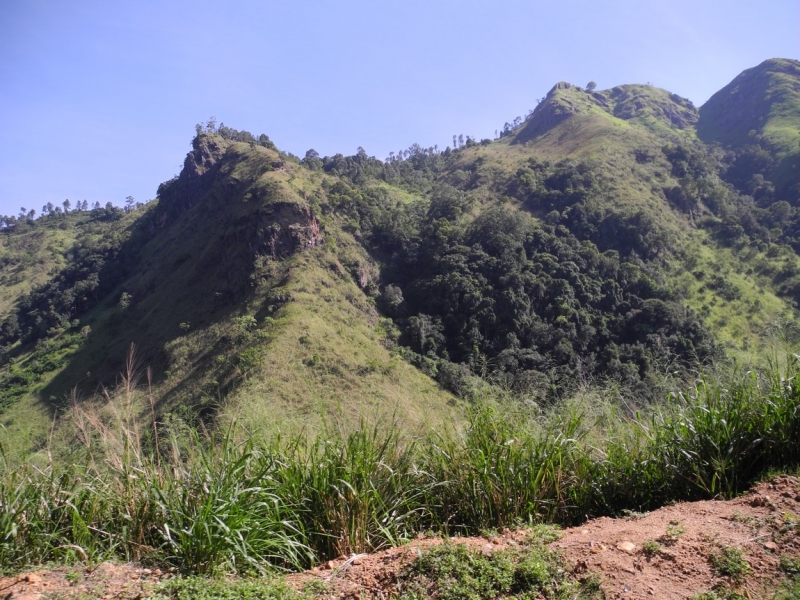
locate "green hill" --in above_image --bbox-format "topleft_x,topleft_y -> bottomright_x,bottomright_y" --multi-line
698,58 -> 800,196
2,60 -> 800,459
0,133 -> 462,459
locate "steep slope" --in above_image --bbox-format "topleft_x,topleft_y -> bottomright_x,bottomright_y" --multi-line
698,58 -> 800,154
467,78 -> 796,356
293,86 -> 727,401
0,132 -> 460,458
698,58 -> 800,196
2,59 -> 799,461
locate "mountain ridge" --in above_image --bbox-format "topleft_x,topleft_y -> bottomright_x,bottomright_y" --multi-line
1,58 -> 799,459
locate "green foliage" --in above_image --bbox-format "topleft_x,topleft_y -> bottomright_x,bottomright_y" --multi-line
693,590 -> 747,600
775,581 -> 800,600
0,210 -> 145,348
652,359 -> 800,498
697,58 -> 800,197
151,576 -> 305,600
0,332 -> 83,411
1,63 -> 800,588
4,81 -> 799,426
662,520 -> 686,543
271,423 -> 433,559
781,553 -> 800,576
396,537 -> 592,600
3,352 -> 800,576
152,443 -> 313,574
642,540 -> 662,556
710,545 -> 751,583
423,406 -> 592,529
375,185 -> 716,398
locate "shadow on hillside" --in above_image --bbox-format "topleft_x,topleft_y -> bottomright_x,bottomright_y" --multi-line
37,207 -> 270,417
39,300 -> 246,417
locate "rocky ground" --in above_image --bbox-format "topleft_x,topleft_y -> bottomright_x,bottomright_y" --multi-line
2,476 -> 798,599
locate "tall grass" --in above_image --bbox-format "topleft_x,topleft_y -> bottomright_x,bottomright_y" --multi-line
271,426 -> 433,558
2,351 -> 800,574
424,405 -> 593,532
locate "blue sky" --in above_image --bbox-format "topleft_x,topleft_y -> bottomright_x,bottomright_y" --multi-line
1,0 -> 797,217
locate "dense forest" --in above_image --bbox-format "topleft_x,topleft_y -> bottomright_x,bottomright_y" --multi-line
0,58 -> 798,435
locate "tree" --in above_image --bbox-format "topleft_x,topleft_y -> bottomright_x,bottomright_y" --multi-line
303,149 -> 322,171
586,81 -> 597,92
119,292 -> 132,311
63,199 -> 71,213
258,134 -> 275,149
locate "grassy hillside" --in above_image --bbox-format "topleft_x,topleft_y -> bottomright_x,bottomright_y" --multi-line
698,58 -> 800,196
2,60 -> 800,592
0,131 -> 461,460
0,223 -> 72,320
443,78 -> 797,364
1,59 -> 800,462
698,58 -> 800,152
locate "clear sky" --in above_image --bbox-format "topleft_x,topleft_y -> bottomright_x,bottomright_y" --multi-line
1,0 -> 797,217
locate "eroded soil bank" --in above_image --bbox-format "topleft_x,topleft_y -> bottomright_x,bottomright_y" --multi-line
2,476 -> 799,599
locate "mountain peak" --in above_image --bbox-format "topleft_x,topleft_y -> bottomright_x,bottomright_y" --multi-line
514,80 -> 698,144
697,57 -> 800,148
550,81 -> 576,93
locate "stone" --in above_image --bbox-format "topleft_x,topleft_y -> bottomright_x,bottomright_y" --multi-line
617,541 -> 637,554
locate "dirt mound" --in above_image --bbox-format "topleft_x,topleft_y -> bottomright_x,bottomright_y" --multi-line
288,476 -> 799,599
552,475 -> 800,598
0,562 -> 168,599
2,476 -> 798,599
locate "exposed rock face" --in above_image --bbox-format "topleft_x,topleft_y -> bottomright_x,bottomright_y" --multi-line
154,135 -> 227,224
152,135 -> 324,299
258,203 -> 323,258
219,202 -> 323,296
156,135 -> 322,252
185,135 -> 226,178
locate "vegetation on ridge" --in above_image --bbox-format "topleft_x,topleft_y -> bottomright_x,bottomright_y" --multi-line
0,58 -> 800,598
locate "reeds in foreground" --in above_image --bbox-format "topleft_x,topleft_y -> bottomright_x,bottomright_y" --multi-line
1,352 -> 799,574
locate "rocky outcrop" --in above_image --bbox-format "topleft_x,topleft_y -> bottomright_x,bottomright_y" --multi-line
257,203 -> 323,258
218,202 -> 323,296
153,135 -> 227,225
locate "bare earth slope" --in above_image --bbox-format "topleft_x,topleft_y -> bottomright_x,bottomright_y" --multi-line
3,476 -> 798,599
